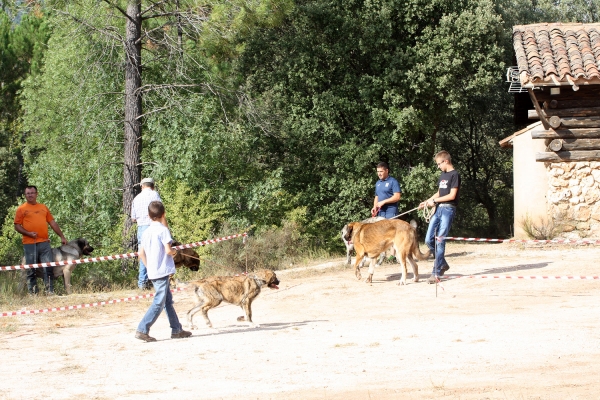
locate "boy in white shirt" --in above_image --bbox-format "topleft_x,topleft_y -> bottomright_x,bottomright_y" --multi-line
135,201 -> 191,342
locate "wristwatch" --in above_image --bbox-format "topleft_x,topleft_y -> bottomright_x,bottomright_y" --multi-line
432,198 -> 437,204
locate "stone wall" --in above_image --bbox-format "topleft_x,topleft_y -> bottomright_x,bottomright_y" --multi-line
547,161 -> 600,238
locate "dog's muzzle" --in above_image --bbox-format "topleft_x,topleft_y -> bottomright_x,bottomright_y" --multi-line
268,278 -> 280,289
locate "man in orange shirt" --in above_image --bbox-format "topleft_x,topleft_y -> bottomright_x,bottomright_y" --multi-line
14,186 -> 67,295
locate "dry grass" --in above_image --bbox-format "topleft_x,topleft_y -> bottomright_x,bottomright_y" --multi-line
334,342 -> 357,348
519,214 -> 558,240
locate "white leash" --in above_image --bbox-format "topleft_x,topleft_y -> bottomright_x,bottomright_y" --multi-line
385,203 -> 436,223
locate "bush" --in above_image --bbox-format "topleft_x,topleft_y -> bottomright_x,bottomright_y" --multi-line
519,214 -> 557,240
207,219 -> 304,274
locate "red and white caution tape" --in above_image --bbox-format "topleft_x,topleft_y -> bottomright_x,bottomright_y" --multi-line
0,232 -> 247,271
436,236 -> 600,245
445,274 -> 600,280
0,288 -> 187,318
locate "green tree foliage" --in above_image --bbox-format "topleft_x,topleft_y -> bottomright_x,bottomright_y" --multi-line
234,0 -> 508,243
0,9 -> 51,223
19,23 -> 124,246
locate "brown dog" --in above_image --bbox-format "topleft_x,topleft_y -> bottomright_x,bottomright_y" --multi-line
343,219 -> 430,285
172,241 -> 200,272
184,269 -> 280,329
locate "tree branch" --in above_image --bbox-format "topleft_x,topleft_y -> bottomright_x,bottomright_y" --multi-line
101,0 -> 134,24
54,9 -> 125,43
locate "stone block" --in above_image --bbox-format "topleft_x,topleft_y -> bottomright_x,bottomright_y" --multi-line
575,206 -> 591,221
550,178 -> 569,187
562,163 -> 576,172
576,221 -> 590,230
561,223 -> 575,232
581,175 -> 595,187
585,189 -> 600,205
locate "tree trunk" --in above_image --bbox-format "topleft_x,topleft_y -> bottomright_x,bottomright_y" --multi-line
122,1 -> 143,272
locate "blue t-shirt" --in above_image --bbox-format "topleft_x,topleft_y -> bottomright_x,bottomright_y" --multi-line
375,176 -> 401,215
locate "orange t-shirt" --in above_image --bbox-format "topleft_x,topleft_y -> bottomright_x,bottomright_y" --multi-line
14,202 -> 54,244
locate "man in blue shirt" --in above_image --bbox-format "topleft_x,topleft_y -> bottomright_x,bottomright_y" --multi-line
371,162 -> 401,219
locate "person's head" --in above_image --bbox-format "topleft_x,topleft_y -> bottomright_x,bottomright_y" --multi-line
24,186 -> 38,205
140,177 -> 155,190
147,200 -> 165,221
434,150 -> 453,172
376,162 -> 390,180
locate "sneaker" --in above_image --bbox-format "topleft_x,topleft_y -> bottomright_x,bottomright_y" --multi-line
426,275 -> 439,284
171,330 -> 192,339
135,331 -> 156,342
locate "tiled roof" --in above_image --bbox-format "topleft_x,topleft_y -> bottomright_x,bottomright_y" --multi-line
513,23 -> 600,86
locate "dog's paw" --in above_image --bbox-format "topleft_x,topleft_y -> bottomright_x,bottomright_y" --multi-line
237,316 -> 246,322
189,324 -> 198,330
397,280 -> 407,286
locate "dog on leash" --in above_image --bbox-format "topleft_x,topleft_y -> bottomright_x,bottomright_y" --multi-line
171,241 -> 200,272
28,238 -> 94,294
341,216 -> 385,265
183,269 -> 280,329
343,219 -> 430,285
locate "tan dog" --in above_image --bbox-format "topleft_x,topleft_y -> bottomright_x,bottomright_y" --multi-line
342,219 -> 430,285
341,216 -> 385,265
184,269 -> 280,329
28,238 -> 94,294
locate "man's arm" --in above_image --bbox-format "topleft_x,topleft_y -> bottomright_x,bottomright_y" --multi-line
14,224 -> 37,239
376,192 -> 401,208
420,190 -> 441,209
49,220 -> 68,245
433,188 -> 458,203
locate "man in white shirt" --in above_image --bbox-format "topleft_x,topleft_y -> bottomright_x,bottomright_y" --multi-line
131,178 -> 167,289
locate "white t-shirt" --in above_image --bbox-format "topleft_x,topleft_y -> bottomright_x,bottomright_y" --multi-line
140,221 -> 175,280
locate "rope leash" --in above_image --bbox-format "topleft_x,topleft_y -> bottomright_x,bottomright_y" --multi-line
377,202 -> 435,223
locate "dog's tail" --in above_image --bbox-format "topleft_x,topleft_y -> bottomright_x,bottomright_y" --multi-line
410,230 -> 431,261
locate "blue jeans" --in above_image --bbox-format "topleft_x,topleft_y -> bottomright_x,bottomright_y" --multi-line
137,276 -> 184,335
137,225 -> 149,288
24,242 -> 53,294
425,205 -> 457,276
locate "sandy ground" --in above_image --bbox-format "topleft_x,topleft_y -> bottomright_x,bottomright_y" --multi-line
1,241 -> 600,400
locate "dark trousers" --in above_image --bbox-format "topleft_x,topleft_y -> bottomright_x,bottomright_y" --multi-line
24,242 -> 54,294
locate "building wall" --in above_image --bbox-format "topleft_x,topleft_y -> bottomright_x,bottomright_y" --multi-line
547,161 -> 600,238
512,129 -> 549,238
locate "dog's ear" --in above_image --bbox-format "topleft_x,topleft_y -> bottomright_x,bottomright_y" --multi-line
346,223 -> 355,236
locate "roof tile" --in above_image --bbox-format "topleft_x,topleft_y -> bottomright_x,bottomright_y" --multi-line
513,23 -> 600,84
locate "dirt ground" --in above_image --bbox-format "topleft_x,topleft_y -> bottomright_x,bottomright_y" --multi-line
1,241 -> 600,400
